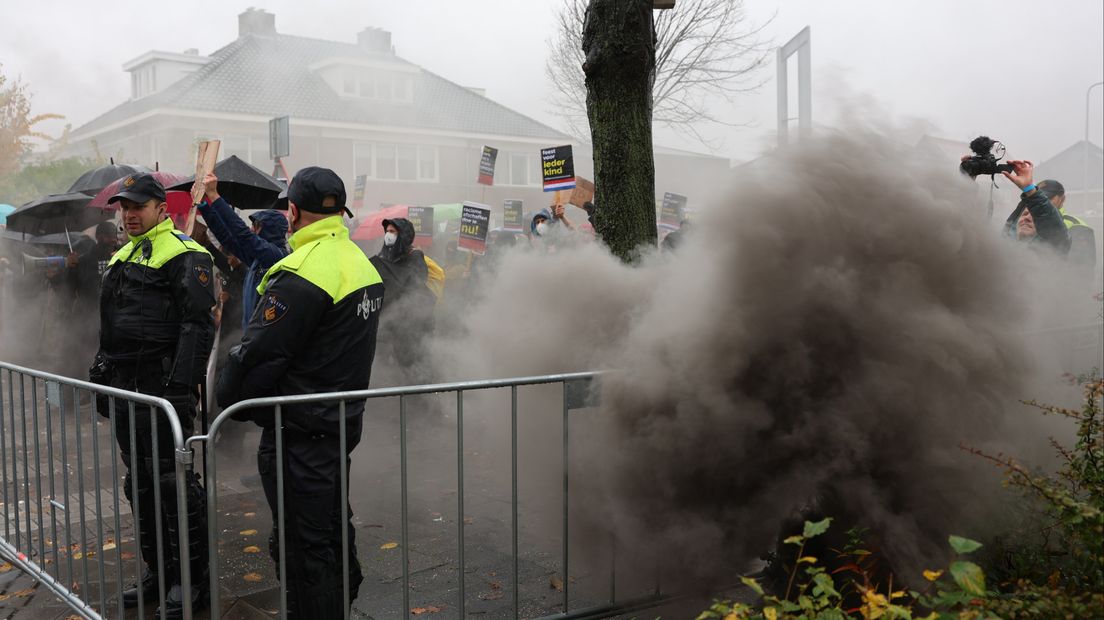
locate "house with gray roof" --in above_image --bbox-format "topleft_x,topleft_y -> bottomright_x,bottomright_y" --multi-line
65,9 -> 729,221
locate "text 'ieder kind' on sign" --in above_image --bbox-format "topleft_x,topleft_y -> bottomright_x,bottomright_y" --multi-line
541,145 -> 575,192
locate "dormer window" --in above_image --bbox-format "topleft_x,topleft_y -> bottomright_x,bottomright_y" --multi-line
311,57 -> 417,104
123,50 -> 209,101
131,65 -> 158,99
339,69 -> 412,102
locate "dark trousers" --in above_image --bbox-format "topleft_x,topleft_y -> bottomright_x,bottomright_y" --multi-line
258,427 -> 364,618
110,374 -> 208,588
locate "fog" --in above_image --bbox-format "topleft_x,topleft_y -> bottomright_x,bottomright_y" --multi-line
2,0 -> 1101,163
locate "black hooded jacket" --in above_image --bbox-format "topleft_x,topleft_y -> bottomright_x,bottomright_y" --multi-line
370,218 -> 433,308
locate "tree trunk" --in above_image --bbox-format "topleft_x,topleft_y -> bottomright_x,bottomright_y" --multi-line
583,0 -> 657,262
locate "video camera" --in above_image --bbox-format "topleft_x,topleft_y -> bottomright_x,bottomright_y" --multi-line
959,136 -> 1014,177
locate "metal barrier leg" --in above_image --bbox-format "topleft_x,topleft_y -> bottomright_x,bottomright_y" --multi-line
174,435 -> 194,619
90,388 -> 108,613
151,406 -> 168,619
45,384 -> 61,585
0,369 -> 9,544
19,376 -> 32,558
458,390 -> 467,617
562,382 -> 570,613
109,399 -> 124,620
10,372 -> 23,554
511,386 -> 520,618
128,402 -> 146,620
206,418 -> 221,620
30,380 -> 46,579
400,395 -> 410,617
73,384 -> 92,600
59,377 -> 73,591
276,404 -> 288,620
339,399 -> 350,620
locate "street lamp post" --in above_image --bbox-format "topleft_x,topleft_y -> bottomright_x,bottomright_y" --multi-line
1083,81 -> 1103,209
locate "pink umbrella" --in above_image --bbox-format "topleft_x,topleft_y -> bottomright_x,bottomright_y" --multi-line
87,171 -> 188,209
350,204 -> 414,241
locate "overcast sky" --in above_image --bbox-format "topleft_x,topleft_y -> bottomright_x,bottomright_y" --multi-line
2,0 -> 1102,164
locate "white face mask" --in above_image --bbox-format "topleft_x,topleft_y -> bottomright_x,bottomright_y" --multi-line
535,222 -> 549,236
383,231 -> 398,246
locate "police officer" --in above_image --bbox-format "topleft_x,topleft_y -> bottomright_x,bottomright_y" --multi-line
1037,179 -> 1097,282
217,167 -> 384,618
87,173 -> 214,617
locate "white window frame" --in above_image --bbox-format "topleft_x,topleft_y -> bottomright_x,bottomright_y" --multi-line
351,142 -> 438,183
501,151 -> 541,187
338,69 -> 414,103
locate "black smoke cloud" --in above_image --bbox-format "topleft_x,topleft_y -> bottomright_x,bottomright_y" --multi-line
428,128 -> 1088,589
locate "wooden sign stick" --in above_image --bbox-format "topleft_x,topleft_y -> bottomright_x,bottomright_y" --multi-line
185,140 -> 220,236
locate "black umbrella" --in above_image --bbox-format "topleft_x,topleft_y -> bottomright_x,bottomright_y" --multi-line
67,159 -> 153,196
5,193 -> 109,236
168,155 -> 286,210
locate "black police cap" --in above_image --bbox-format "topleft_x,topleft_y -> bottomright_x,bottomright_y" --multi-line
288,167 -> 351,217
107,173 -> 167,205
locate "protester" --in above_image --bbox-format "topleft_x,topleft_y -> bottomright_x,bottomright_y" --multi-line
530,203 -> 575,239
999,160 -> 1071,255
370,217 -> 438,372
64,221 -> 122,377
198,172 -> 289,330
529,204 -> 577,253
87,173 -> 214,617
67,221 -> 121,302
216,166 -> 383,618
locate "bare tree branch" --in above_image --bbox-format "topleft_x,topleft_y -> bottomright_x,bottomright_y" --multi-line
546,0 -> 773,145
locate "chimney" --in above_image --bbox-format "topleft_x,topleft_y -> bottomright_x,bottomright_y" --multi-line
357,28 -> 393,54
239,8 -> 276,37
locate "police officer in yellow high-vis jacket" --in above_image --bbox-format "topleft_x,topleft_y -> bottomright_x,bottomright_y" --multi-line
1037,179 -> 1098,282
87,173 -> 214,617
217,167 -> 385,618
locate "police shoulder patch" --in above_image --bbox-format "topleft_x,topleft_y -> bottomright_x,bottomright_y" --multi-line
260,293 -> 289,326
193,264 -> 212,287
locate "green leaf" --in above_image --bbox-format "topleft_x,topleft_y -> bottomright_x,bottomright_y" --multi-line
812,573 -> 840,599
740,575 -> 764,596
948,535 -> 983,554
803,518 -> 832,539
779,599 -> 801,612
949,560 -> 986,596
816,610 -> 846,620
783,535 -> 804,545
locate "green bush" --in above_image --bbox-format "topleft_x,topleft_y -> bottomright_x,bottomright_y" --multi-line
699,376 -> 1104,620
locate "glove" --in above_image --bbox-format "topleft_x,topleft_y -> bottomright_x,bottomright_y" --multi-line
88,354 -> 113,418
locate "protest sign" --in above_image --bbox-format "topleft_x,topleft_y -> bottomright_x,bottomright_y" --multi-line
503,199 -> 524,232
185,140 -> 220,235
407,206 -> 435,249
541,145 -> 575,192
477,146 -> 498,186
352,174 -> 367,214
458,201 -> 492,255
568,176 -> 594,208
659,192 -> 687,230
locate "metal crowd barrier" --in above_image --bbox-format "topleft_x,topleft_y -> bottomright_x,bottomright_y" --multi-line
0,361 -> 195,620
191,371 -> 674,620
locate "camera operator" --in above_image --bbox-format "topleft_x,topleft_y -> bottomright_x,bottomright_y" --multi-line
998,160 -> 1071,255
